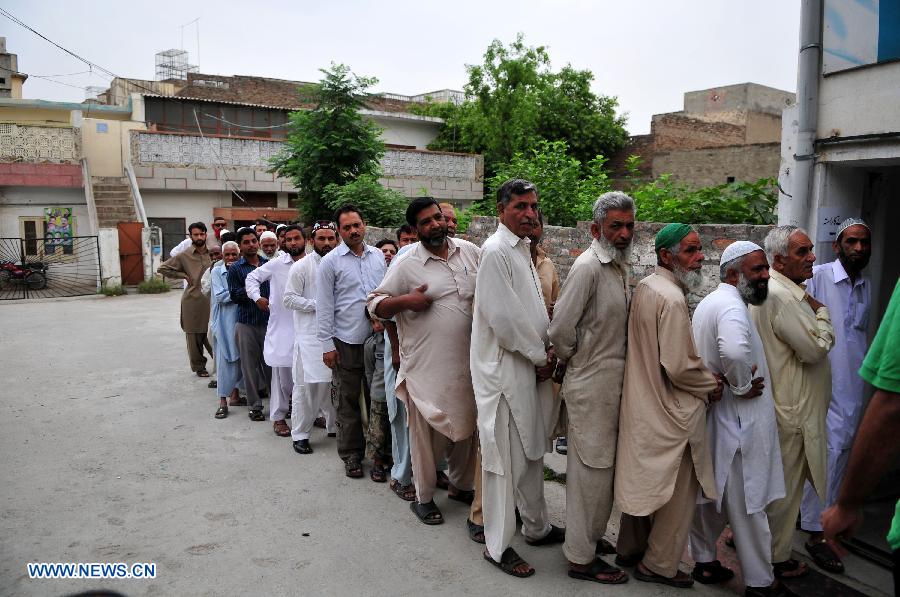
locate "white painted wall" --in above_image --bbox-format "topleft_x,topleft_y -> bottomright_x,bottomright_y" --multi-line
142,190 -> 232,231
0,187 -> 87,238
98,227 -> 121,286
818,61 -> 900,139
368,115 -> 441,149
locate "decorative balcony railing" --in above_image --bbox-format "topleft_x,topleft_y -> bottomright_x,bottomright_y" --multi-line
132,131 -> 481,180
0,124 -> 79,164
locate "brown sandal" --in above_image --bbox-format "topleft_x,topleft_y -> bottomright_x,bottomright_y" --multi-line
344,458 -> 363,478
273,420 -> 291,437
390,480 -> 416,501
370,462 -> 387,483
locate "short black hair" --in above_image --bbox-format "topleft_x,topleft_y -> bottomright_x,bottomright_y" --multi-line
188,221 -> 207,233
282,224 -> 305,238
376,239 -> 398,250
235,227 -> 257,244
396,224 -> 416,241
333,204 -> 364,226
219,231 -> 236,244
496,179 -> 538,208
405,196 -> 441,227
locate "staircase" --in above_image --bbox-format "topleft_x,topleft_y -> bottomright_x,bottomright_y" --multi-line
92,176 -> 138,228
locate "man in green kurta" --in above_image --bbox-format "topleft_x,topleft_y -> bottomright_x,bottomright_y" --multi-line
158,221 -> 213,376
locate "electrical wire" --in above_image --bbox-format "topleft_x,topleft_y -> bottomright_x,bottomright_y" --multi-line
191,108 -> 256,209
201,112 -> 289,130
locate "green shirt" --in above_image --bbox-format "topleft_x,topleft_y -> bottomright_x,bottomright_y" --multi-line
859,279 -> 900,551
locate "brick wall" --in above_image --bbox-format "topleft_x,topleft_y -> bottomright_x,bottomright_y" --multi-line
652,142 -> 780,188
651,113 -> 746,150
0,163 -> 83,188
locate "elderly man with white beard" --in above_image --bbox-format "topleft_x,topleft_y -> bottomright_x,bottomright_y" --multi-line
688,241 -> 794,597
548,191 -> 634,585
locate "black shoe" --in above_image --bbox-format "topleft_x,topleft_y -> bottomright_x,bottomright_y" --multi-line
207,380 -> 217,388
293,439 -> 313,454
248,410 -> 265,421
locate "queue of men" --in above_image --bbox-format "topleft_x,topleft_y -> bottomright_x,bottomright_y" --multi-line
156,183 -> 882,595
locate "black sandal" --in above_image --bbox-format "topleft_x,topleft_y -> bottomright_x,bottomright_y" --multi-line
447,489 -> 475,504
214,405 -> 228,419
634,564 -> 694,588
568,558 -> 628,584
344,458 -> 363,479
370,462 -> 387,483
692,560 -> 735,584
248,409 -> 265,421
484,547 -> 534,578
467,518 -> 485,544
525,524 -> 565,546
805,538 -> 844,574
390,480 -> 416,501
410,500 -> 444,525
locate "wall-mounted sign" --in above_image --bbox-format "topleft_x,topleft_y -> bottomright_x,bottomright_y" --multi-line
96,122 -> 108,133
824,0 -> 900,74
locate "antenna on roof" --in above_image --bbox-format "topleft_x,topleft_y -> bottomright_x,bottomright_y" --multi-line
180,17 -> 200,70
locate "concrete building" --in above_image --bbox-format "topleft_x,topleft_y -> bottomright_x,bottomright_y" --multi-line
778,0 -> 900,565
611,82 -> 795,188
0,38 -> 27,100
0,50 -> 483,290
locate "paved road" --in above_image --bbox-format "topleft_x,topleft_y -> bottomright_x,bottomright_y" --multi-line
0,293 -> 884,596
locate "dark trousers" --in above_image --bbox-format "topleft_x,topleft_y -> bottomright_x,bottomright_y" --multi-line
185,332 -> 212,372
235,322 -> 270,410
334,338 -> 368,462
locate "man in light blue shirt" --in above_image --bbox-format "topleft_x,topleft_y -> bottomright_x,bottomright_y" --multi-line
316,205 -> 386,479
800,218 -> 872,574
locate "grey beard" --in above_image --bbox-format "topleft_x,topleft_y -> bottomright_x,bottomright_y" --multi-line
597,234 -> 632,264
673,264 -> 703,292
737,272 -> 768,305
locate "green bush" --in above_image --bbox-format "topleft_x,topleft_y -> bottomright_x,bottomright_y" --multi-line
322,174 -> 408,228
137,277 -> 171,294
99,284 -> 127,296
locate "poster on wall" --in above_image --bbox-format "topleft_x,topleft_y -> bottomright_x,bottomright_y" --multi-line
44,207 -> 75,249
824,0 -> 900,74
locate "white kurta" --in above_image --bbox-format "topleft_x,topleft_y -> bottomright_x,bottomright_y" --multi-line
470,222 -> 555,475
246,252 -> 296,368
691,283 -> 785,514
283,253 -> 332,384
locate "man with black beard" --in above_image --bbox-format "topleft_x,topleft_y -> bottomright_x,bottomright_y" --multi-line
799,218 -> 872,573
158,221 -> 213,377
688,242 -> 795,597
368,197 -> 480,525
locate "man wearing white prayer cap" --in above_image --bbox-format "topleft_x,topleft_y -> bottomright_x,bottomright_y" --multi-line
688,241 -> 795,597
798,217 -> 872,573
259,230 -> 279,260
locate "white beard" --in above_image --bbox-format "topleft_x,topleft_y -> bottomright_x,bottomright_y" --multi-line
673,263 -> 703,292
597,233 -> 632,265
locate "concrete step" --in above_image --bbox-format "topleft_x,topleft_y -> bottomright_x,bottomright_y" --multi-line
94,192 -> 132,200
92,176 -> 128,184
93,186 -> 130,193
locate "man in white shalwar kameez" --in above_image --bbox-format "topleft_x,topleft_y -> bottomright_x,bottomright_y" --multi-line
283,222 -> 338,454
471,179 -> 564,579
247,225 -> 305,437
689,242 -> 793,597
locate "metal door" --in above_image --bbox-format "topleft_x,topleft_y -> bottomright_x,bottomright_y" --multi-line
117,222 -> 144,285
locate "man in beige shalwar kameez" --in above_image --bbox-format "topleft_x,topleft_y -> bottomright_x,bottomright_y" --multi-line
750,225 -> 834,579
614,223 -> 722,589
549,191 -> 635,585
158,221 -> 213,376
368,198 -> 480,525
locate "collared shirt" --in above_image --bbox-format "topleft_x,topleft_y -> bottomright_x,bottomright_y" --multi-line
246,252 -> 297,367
367,238 -> 481,441
315,242 -> 386,352
750,269 -> 835,498
470,222 -> 556,475
548,238 -> 629,469
227,255 -> 269,327
692,283 -> 785,514
806,259 -> 871,450
615,266 -> 719,516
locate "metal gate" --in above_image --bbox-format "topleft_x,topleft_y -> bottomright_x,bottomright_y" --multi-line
0,236 -> 102,300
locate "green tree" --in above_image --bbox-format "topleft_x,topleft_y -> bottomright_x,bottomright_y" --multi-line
411,34 -> 628,177
270,64 -> 385,221
321,175 -> 407,228
488,140 -> 612,227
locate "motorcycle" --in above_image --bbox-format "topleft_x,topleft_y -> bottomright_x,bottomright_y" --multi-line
0,260 -> 48,290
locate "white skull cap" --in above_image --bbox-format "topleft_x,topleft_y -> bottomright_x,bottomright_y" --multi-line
836,218 -> 869,240
720,240 -> 763,266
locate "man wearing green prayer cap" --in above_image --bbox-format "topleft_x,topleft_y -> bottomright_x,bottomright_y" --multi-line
615,224 -> 724,588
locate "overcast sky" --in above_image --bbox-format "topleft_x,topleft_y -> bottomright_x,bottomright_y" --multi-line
4,1 -> 800,134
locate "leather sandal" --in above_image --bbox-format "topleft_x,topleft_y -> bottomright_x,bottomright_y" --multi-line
484,547 -> 534,578
273,420 -> 291,437
214,405 -> 228,419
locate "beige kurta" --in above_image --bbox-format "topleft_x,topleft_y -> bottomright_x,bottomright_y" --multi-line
471,222 -> 556,475
367,238 -> 480,441
158,245 -> 211,334
749,269 -> 834,497
534,247 -> 560,310
615,266 -> 719,516
548,238 -> 629,468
